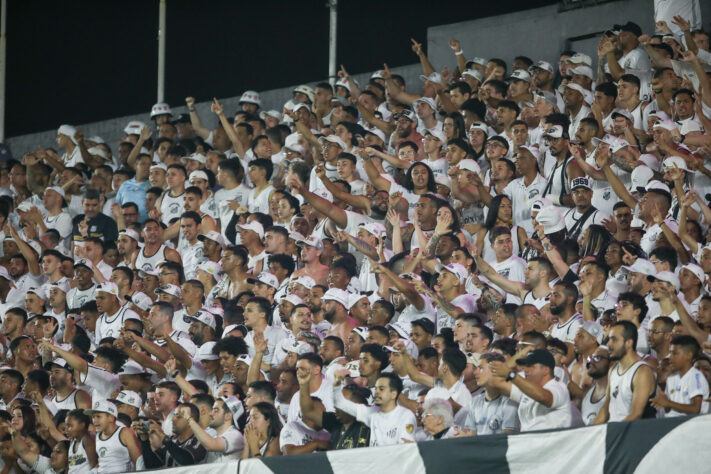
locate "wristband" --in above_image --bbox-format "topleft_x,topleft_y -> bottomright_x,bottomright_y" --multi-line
171,370 -> 180,378
455,50 -> 464,56
188,108 -> 196,112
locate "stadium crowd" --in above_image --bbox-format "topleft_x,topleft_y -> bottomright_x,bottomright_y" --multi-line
0,2 -> 709,472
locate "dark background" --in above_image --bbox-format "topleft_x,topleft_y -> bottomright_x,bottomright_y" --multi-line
5,0 -> 557,137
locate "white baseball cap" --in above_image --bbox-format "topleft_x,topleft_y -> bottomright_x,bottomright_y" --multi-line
347,293 -> 368,310
435,263 -> 468,284
96,282 -> 119,298
581,321 -> 604,344
569,65 -> 594,79
420,72 -> 441,83
296,234 -> 323,250
85,399 -> 118,417
197,341 -> 219,361
237,221 -> 265,239
197,260 -> 222,279
647,271 -> 680,291
535,205 -> 566,234
111,390 -> 142,409
458,158 -> 481,173
663,156 -> 693,173
384,338 -> 419,359
198,230 -> 226,247
247,272 -> 279,289
189,170 -> 209,182
508,70 -> 531,82
188,310 -> 216,330
629,165 -> 654,193
186,153 -> 206,164
680,263 -> 705,284
155,284 -> 181,298
318,135 -> 348,150
321,288 -> 349,308
118,360 -> 149,377
292,276 -> 315,290
566,53 -> 592,66
622,258 -> 656,275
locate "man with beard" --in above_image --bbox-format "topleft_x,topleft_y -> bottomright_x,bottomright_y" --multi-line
477,256 -> 552,311
549,282 -> 583,357
563,177 -> 609,241
388,109 -> 423,154
568,321 -> 603,407
323,289 -> 357,344
135,219 -> 181,272
47,359 -> 91,410
116,228 -> 140,268
187,396 -> 244,462
367,300 -> 394,327
581,345 -> 610,425
594,321 -> 656,423
292,236 -> 329,287
304,284 -> 330,337
333,371 -> 416,446
187,310 -> 217,348
541,123 -> 583,207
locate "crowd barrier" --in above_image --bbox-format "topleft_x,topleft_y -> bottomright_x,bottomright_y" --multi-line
147,414 -> 711,474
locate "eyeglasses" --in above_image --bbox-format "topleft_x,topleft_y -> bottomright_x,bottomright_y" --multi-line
586,355 -> 608,364
422,413 -> 434,419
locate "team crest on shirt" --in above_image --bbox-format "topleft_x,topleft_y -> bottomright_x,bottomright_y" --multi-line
603,190 -> 611,200
528,189 -> 540,199
98,447 -> 107,458
488,418 -> 501,431
612,385 -> 619,399
406,424 -> 414,434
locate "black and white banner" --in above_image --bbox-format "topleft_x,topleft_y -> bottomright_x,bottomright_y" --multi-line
151,414 -> 711,474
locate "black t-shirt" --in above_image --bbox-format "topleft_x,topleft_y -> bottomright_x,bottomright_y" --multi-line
322,412 -> 370,449
72,213 -> 119,245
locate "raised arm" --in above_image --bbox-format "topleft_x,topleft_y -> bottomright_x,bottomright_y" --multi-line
315,164 -> 371,213
288,176 -> 348,229
370,259 -> 424,310
598,148 -> 638,209
212,98 -> 248,158
186,97 -> 211,140
473,250 -> 527,299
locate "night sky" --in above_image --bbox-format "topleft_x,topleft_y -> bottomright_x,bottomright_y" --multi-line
5,0 -> 556,138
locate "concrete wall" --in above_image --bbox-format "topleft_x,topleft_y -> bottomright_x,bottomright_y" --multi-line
4,64 -> 422,158
426,0 -> 710,79
7,0 -> 711,157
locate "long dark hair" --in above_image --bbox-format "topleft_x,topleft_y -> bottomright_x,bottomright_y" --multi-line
13,405 -> 36,437
445,112 -> 466,139
581,224 -> 612,258
485,195 -> 511,230
252,401 -> 282,438
404,162 -> 436,193
438,202 -> 462,233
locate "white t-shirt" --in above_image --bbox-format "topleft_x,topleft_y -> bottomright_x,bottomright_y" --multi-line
204,426 -> 244,463
244,325 -> 288,367
335,388 -> 417,447
279,421 -> 331,451
464,392 -> 520,435
287,378 -> 335,424
664,367 -> 709,417
44,212 -> 73,240
80,365 -> 121,401
503,174 -> 548,236
436,294 -> 477,334
510,378 -> 572,432
246,185 -> 275,214
215,184 -> 252,240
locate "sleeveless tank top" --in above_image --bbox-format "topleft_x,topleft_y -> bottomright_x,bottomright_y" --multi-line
523,289 -> 551,310
542,156 -> 572,203
608,360 -> 655,421
135,244 -> 168,272
96,427 -> 131,474
581,384 -> 606,425
52,389 -> 79,411
69,436 -> 93,474
161,191 -> 185,226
